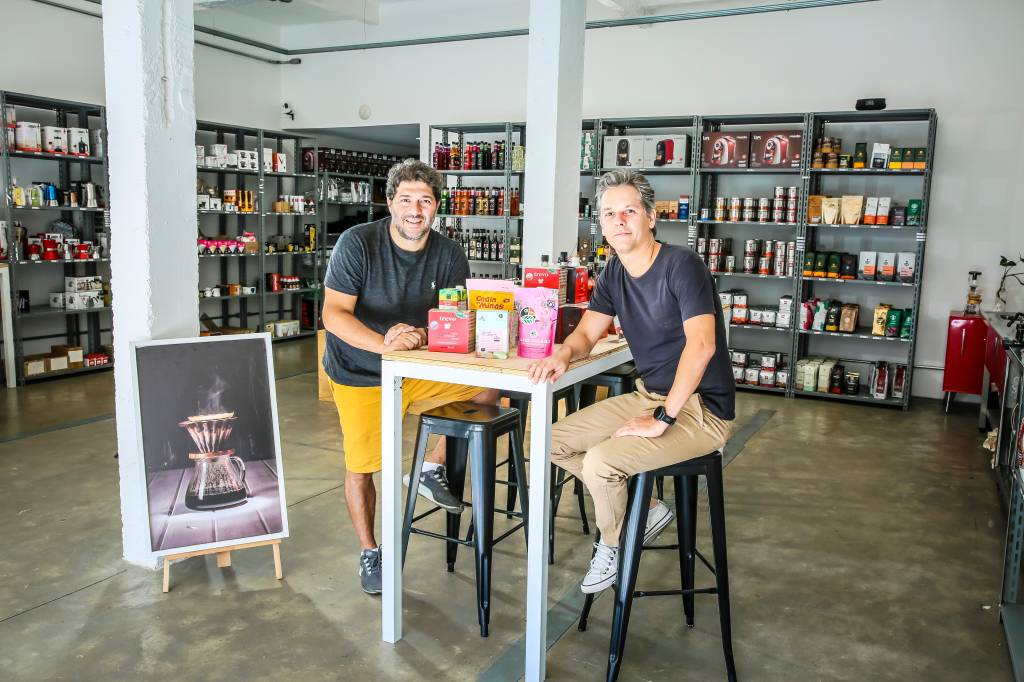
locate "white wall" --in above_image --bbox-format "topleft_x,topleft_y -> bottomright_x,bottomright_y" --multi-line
282,0 -> 1024,398
0,0 -> 283,129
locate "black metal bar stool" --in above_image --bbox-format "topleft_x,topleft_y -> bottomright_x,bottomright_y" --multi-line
502,387 -> 590,564
401,401 -> 529,637
577,361 -> 638,409
577,450 -> 736,682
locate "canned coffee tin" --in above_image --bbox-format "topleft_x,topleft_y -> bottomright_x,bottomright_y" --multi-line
774,252 -> 786,274
729,208 -> 741,222
725,255 -> 736,272
742,208 -> 755,222
697,237 -> 708,254
787,241 -> 797,256
758,256 -> 771,275
743,255 -> 756,274
773,208 -> 785,222
787,197 -> 798,210
714,208 -> 726,221
709,238 -> 722,254
787,186 -> 799,198
700,207 -> 711,220
758,209 -> 770,223
715,197 -> 726,210
758,197 -> 771,210
774,186 -> 786,199
776,240 -> 787,254
773,197 -> 785,209
743,197 -> 755,209
744,239 -> 758,256
786,208 -> 797,223
729,197 -> 742,210
707,254 -> 721,272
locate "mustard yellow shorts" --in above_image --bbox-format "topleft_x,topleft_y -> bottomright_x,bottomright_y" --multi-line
329,378 -> 485,474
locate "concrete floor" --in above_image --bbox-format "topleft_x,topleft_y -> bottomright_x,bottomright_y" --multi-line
0,337 -> 1012,681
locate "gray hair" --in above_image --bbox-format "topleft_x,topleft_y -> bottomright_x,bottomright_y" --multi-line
596,169 -> 656,216
385,158 -> 443,202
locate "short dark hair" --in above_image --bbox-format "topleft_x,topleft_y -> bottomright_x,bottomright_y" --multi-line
385,159 -> 443,202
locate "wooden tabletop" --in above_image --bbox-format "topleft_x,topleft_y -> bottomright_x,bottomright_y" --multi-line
381,336 -> 630,376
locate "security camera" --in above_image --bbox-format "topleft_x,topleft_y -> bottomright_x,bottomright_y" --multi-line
283,103 -> 295,121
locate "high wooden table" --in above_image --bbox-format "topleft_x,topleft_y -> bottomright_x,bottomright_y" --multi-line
380,337 -> 632,681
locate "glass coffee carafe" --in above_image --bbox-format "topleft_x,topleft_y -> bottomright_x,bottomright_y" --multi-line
179,412 -> 250,510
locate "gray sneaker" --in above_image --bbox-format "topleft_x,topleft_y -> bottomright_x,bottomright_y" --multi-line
403,466 -> 464,513
359,546 -> 382,595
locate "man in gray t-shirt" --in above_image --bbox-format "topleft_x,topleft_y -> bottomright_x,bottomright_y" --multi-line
322,159 -> 497,595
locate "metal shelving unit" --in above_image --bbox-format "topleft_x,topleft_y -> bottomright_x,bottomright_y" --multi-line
1,91 -> 111,385
429,122 -> 525,279
796,108 -> 937,410
196,122 -> 321,342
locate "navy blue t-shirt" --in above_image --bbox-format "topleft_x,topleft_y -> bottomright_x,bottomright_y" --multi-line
588,243 -> 735,421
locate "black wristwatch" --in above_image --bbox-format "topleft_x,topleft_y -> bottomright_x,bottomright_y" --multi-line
653,406 -> 676,426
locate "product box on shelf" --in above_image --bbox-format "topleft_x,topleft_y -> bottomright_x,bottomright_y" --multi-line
749,130 -> 802,168
87,129 -> 103,158
897,252 -> 916,282
438,286 -> 468,311
467,278 -> 515,311
876,197 -> 892,225
15,122 -> 42,152
208,144 -> 228,159
42,126 -> 68,154
870,143 -> 891,169
274,152 -> 288,173
475,310 -> 517,359
641,135 -> 689,168
52,344 -> 84,366
701,132 -> 750,168
65,290 -> 103,310
877,252 -> 896,281
564,267 -> 589,304
523,267 -> 567,304
602,136 -> 645,169
23,354 -> 48,377
195,145 -> 205,166
49,293 -> 65,309
276,319 -> 301,337
428,309 -> 476,353
65,275 -> 103,293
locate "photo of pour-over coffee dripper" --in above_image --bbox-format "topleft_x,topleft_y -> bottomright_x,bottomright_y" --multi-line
711,136 -> 736,165
179,411 -> 250,510
763,135 -> 789,165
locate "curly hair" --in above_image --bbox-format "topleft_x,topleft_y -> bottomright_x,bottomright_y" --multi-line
385,158 -> 443,202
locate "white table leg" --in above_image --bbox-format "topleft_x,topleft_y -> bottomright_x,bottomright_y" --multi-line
381,365 -> 403,643
525,383 -> 553,681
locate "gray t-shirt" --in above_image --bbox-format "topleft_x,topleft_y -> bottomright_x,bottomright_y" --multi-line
323,218 -> 469,386
588,243 -> 735,421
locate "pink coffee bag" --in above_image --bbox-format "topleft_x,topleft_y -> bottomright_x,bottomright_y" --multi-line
514,286 -> 559,359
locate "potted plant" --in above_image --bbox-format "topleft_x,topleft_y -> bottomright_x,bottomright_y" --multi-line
995,255 -> 1024,311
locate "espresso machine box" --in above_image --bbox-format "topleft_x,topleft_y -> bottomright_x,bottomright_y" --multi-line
749,130 -> 803,168
701,132 -> 750,168
641,135 -> 689,168
602,136 -> 645,169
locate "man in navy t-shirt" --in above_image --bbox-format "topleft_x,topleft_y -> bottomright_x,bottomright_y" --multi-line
528,169 -> 735,594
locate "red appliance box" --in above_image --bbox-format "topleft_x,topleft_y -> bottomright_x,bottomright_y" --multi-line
523,267 -> 567,304
701,132 -> 750,168
427,309 -> 476,353
749,130 -> 803,168
563,267 -> 589,304
557,304 -> 587,343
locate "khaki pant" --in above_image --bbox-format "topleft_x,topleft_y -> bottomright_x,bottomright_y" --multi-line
550,381 -> 733,547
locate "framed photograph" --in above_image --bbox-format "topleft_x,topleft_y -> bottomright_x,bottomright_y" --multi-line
132,333 -> 288,556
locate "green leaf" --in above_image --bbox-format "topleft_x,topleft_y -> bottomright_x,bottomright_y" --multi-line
1000,256 -> 1016,267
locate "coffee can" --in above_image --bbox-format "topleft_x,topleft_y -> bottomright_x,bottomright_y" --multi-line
776,240 -> 787,255
729,208 -> 741,222
774,186 -> 786,199
743,255 -> 756,274
787,197 -> 798,210
774,251 -> 787,275
773,208 -> 785,222
729,197 -> 742,210
715,197 -> 727,210
708,254 -> 721,272
714,208 -> 726,221
709,238 -> 722,254
725,255 -> 736,272
700,207 -> 711,220
744,239 -> 758,256
758,208 -> 770,223
743,197 -> 755,209
758,256 -> 771,275
758,197 -> 771,210
697,237 -> 708,254
787,186 -> 799,198
742,208 -> 755,222
786,208 -> 798,223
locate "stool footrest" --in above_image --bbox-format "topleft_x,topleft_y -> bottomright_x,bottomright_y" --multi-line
634,587 -> 718,599
493,523 -> 525,545
410,527 -> 473,547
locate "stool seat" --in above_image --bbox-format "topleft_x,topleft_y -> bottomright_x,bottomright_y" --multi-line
421,402 -> 521,432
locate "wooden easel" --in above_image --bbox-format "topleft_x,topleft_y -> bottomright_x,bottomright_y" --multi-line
162,538 -> 283,593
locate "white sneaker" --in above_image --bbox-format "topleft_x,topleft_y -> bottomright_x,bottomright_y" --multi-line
644,499 -> 674,545
581,542 -> 619,594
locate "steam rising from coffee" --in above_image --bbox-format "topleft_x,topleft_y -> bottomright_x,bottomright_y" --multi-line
199,374 -> 227,414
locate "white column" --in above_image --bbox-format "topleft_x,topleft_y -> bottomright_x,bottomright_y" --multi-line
102,0 -> 199,568
521,0 -> 586,267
